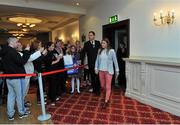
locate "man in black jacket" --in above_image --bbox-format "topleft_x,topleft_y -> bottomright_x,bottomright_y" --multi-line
0,37 -> 30,120
81,31 -> 101,96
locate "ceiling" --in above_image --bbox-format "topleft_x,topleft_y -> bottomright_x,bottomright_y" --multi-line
0,0 -> 98,35
0,5 -> 79,32
33,0 -> 98,9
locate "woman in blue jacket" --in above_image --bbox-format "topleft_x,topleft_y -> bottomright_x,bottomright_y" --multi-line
95,38 -> 119,109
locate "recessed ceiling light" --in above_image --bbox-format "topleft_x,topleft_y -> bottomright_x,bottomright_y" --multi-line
76,2 -> 80,6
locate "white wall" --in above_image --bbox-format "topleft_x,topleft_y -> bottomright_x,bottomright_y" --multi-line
80,0 -> 180,58
0,0 -> 86,15
51,21 -> 79,43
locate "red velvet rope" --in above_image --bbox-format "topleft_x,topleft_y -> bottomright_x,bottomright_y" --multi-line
0,73 -> 36,77
0,65 -> 86,78
42,65 -> 85,76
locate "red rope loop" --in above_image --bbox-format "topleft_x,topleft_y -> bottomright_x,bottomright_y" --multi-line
0,65 -> 86,78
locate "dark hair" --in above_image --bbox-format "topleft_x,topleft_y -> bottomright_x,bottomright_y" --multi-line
89,31 -> 95,36
99,38 -> 112,55
31,40 -> 41,51
46,41 -> 54,49
55,39 -> 63,45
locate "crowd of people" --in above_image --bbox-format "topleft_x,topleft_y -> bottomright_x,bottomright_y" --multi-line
0,31 -> 126,121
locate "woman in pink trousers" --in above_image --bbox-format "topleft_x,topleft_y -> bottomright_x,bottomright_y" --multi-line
95,38 -> 119,109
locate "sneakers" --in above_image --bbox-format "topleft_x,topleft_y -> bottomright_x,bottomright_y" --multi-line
24,101 -> 32,107
8,112 -> 29,120
37,101 -> 47,105
56,97 -> 60,101
25,107 -> 30,111
70,91 -> 74,94
25,110 -> 31,115
50,103 -> 55,106
88,88 -> 93,92
19,113 -> 28,119
8,116 -> 14,121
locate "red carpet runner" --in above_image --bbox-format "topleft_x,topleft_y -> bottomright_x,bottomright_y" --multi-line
45,89 -> 180,124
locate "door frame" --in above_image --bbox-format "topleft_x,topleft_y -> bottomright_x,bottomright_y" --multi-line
102,19 -> 130,57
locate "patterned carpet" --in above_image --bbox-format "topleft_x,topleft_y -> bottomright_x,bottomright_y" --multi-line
43,88 -> 180,124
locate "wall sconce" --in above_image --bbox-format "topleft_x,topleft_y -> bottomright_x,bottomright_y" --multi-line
153,9 -> 175,26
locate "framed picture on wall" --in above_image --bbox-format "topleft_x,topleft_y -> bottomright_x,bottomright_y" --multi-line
81,34 -> 86,42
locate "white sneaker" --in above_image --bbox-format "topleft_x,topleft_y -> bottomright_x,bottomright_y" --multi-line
50,103 -> 55,106
56,97 -> 60,101
88,88 -> 93,92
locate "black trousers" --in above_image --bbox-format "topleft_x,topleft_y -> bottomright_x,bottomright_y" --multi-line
59,72 -> 67,94
48,74 -> 59,102
84,69 -> 90,81
118,73 -> 126,92
56,75 -> 65,97
0,79 -> 3,104
89,68 -> 100,95
0,79 -> 8,104
118,61 -> 126,92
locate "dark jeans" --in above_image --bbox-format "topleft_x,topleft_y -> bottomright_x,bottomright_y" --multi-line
89,68 -> 100,95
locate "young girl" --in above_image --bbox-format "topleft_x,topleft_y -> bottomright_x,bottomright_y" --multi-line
95,38 -> 119,109
67,45 -> 81,94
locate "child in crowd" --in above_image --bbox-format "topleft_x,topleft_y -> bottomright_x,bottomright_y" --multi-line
67,45 -> 81,94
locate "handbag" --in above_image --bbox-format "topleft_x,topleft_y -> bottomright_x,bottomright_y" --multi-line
63,55 -> 78,75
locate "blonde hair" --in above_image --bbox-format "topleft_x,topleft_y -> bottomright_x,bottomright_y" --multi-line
66,45 -> 76,55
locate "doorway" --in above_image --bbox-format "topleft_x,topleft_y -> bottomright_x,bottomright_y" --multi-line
102,19 -> 130,92
103,19 -> 130,56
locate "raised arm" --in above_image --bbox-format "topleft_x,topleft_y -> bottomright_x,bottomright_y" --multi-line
28,51 -> 41,62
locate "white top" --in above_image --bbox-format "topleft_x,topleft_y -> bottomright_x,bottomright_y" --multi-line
95,49 -> 119,75
98,49 -> 108,71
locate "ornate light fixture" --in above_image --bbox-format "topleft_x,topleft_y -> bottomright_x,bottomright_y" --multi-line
12,33 -> 24,37
8,17 -> 42,31
17,20 -> 36,28
153,9 -> 175,26
8,30 -> 27,39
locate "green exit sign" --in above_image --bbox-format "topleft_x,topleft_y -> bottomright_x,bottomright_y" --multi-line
109,15 -> 119,24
